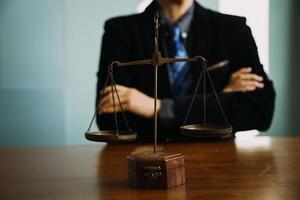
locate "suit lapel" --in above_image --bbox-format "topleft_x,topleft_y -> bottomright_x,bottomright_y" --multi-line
188,3 -> 213,94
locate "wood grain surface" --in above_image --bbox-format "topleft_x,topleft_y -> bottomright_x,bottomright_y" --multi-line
0,136 -> 299,200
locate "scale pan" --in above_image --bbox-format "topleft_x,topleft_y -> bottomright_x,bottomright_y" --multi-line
181,124 -> 232,138
85,130 -> 137,143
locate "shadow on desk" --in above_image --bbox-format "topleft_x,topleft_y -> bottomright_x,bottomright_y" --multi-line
95,138 -> 280,200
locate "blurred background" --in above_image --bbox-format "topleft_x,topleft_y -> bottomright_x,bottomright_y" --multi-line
0,0 -> 299,147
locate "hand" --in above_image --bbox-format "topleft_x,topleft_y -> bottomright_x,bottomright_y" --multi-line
223,67 -> 264,93
98,84 -> 161,118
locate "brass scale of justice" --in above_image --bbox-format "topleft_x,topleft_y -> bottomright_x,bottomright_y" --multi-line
85,13 -> 232,189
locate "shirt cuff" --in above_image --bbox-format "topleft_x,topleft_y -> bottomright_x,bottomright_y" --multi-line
158,99 -> 176,127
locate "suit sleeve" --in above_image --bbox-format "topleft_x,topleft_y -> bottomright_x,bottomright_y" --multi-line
173,20 -> 276,132
96,21 -> 134,130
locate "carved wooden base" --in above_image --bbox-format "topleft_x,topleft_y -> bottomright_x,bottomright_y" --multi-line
127,152 -> 185,189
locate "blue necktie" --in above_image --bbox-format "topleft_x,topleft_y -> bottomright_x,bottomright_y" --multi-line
169,24 -> 191,96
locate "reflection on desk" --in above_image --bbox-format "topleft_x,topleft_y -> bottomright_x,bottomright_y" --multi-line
0,136 -> 299,200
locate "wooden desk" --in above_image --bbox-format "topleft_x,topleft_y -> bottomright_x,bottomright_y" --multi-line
0,136 -> 299,200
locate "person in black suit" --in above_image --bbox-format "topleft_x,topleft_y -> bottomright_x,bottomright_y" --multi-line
96,0 -> 276,142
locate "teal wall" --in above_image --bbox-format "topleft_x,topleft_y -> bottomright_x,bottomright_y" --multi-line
0,0 -> 142,147
265,0 -> 300,136
287,0 -> 300,135
0,0 -> 66,146
0,0 -> 298,147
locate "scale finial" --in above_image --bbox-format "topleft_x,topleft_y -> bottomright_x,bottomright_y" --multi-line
154,12 -> 160,54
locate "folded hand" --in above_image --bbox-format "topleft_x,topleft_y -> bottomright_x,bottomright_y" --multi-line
98,84 -> 161,118
223,67 -> 264,93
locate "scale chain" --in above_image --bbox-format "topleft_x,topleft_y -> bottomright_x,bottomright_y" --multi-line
204,67 -> 230,125
86,69 -> 111,133
110,73 -> 119,136
85,65 -> 133,135
203,67 -> 206,124
183,65 -> 205,125
110,73 -> 132,131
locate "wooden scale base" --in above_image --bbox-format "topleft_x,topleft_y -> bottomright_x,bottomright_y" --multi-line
127,152 -> 185,189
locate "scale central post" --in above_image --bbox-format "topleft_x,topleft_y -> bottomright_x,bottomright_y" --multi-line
154,64 -> 158,153
128,12 -> 185,189
153,12 -> 160,154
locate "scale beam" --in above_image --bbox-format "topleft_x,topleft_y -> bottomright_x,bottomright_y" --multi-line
112,56 -> 206,68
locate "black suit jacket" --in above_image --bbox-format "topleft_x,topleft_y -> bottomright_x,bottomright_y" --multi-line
96,1 -> 276,142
